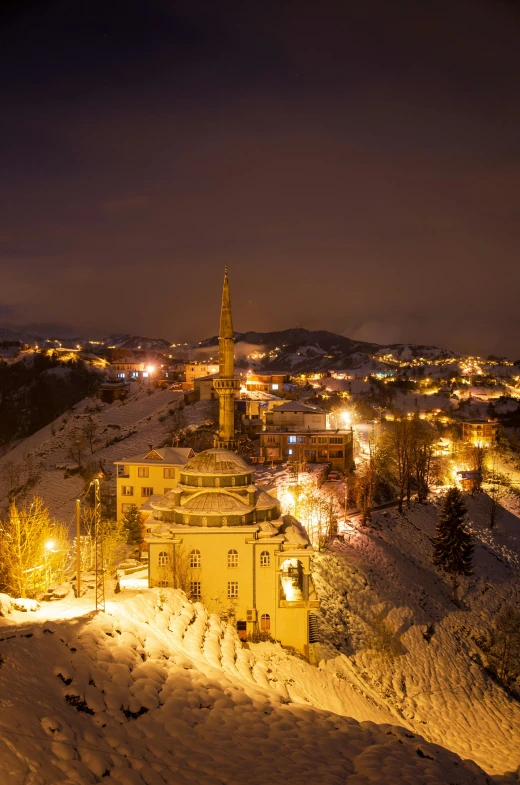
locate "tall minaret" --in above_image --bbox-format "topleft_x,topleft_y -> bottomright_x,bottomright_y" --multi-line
214,267 -> 240,450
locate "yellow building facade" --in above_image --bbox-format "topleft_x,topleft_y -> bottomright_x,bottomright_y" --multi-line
115,447 -> 194,521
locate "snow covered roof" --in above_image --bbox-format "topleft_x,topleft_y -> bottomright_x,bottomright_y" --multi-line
181,492 -> 253,514
183,448 -> 251,475
270,401 -> 326,413
115,447 -> 194,465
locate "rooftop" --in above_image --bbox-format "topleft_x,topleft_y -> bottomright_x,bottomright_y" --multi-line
183,448 -> 251,475
115,447 -> 194,465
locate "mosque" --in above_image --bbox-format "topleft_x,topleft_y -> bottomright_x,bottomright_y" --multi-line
146,269 -> 319,657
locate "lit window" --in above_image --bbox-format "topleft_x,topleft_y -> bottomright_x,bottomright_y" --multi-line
260,551 -> 270,567
141,487 -> 153,497
121,486 -> 133,496
190,550 -> 201,568
288,449 -> 293,455
228,549 -> 239,568
288,435 -> 297,444
228,581 -> 239,599
164,468 -> 175,479
190,581 -> 201,599
121,503 -> 133,513
158,551 -> 169,567
260,613 -> 270,631
138,467 -> 149,478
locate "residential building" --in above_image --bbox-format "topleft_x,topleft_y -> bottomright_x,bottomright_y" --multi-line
184,362 -> 219,384
146,269 -> 319,658
114,446 -> 194,521
259,429 -> 354,472
245,373 -> 288,396
462,419 -> 498,447
264,401 -> 328,431
110,361 -> 146,380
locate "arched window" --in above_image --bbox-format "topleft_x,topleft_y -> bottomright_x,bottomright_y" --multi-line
227,549 -> 238,568
260,551 -> 270,567
190,550 -> 201,568
158,551 -> 169,568
260,613 -> 270,631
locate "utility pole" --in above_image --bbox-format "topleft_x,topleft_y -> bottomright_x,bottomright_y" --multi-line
94,478 -> 105,612
76,498 -> 81,599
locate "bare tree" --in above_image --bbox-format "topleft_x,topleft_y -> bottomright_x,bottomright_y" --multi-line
410,417 -> 435,503
67,428 -> 88,467
0,497 -> 69,597
471,444 -> 486,494
385,416 -> 412,513
81,417 -> 99,454
486,604 -> 520,689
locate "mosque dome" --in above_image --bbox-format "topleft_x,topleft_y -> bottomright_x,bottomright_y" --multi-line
182,448 -> 251,476
181,492 -> 253,514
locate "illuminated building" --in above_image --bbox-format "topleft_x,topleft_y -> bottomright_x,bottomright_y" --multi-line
146,269 -> 319,657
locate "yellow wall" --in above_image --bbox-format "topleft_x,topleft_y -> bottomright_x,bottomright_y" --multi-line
116,463 -> 182,520
148,530 -> 318,656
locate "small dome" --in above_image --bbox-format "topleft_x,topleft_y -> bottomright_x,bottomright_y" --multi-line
255,488 -> 279,509
183,448 -> 251,476
182,491 -> 253,514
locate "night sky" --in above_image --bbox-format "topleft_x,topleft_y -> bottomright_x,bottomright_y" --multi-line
1,0 -> 519,357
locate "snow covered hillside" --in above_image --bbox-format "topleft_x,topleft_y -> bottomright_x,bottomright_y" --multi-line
0,589 -> 505,785
314,495 -> 520,779
0,385 -> 214,521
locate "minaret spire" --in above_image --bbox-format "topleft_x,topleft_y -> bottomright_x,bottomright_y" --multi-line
214,267 -> 240,450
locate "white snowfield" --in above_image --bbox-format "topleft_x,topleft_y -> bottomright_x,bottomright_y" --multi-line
0,589 -> 505,785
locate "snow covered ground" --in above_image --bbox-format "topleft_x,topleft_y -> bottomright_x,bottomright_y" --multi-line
0,385 -> 214,522
0,587 -> 509,785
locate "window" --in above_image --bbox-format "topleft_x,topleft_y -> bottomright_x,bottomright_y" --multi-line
138,467 -> 149,478
198,477 -> 203,487
141,487 -> 153,497
288,435 -> 297,444
157,580 -> 170,587
222,517 -> 228,526
158,551 -> 169,568
215,477 -> 220,487
121,486 -> 133,496
310,437 -> 316,444
202,517 -> 208,527
267,435 -> 277,444
231,477 -> 235,487
288,449 -> 293,456
121,503 -> 133,513
190,581 -> 201,599
329,437 -> 342,445
163,468 -> 175,479
227,581 -> 239,599
260,613 -> 270,631
260,551 -> 270,567
318,437 -> 327,444
330,450 -> 343,458
190,550 -> 201,568
227,549 -> 239,568
297,436 -> 305,443
271,383 -> 279,390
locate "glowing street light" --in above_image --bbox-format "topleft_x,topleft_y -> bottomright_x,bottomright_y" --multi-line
44,539 -> 55,551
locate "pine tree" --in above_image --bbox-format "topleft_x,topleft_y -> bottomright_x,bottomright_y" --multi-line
433,488 -> 474,602
121,505 -> 143,557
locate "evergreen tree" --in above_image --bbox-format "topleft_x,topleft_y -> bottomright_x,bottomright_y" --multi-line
122,505 -> 143,556
433,488 -> 474,602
